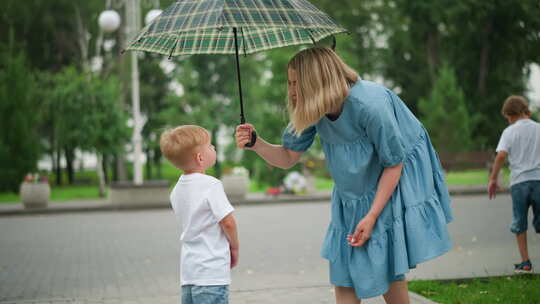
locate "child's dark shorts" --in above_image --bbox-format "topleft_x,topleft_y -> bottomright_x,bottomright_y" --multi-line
510,180 -> 540,234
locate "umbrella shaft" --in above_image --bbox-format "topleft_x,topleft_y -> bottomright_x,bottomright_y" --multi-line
233,27 -> 246,124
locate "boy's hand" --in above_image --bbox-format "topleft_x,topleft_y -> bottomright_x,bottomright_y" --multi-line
230,247 -> 239,268
235,124 -> 256,149
488,179 -> 500,199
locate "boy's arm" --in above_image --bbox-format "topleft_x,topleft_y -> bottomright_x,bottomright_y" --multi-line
219,213 -> 239,268
488,151 -> 507,199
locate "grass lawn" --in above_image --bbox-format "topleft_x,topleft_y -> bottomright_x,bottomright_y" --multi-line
409,275 -> 540,304
445,169 -> 510,186
49,185 -> 105,201
0,185 -> 104,204
0,167 -> 509,204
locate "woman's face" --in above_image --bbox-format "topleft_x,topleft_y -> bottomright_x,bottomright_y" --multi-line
287,68 -> 298,107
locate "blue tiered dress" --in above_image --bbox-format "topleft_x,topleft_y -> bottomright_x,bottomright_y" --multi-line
282,80 -> 453,299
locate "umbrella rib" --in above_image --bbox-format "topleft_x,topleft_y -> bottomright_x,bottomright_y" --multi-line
240,27 -> 247,57
307,29 -> 316,45
168,38 -> 178,60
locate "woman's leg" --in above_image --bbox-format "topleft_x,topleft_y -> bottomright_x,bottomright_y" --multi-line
335,286 -> 361,304
383,281 -> 410,304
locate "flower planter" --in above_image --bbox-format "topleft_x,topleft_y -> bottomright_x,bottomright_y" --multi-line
221,174 -> 249,201
20,182 -> 50,209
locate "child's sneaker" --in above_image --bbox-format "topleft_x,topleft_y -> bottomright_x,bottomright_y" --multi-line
514,260 -> 533,274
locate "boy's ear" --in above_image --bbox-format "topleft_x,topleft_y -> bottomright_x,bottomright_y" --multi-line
195,152 -> 203,164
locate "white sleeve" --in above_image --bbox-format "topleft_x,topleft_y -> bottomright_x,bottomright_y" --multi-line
169,187 -> 179,214
496,128 -> 511,153
207,181 -> 234,222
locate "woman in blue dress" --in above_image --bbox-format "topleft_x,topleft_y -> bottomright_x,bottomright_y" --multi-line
236,47 -> 453,303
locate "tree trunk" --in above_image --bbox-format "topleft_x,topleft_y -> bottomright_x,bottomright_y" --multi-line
212,128 -> 222,178
65,148 -> 75,184
102,154 -> 109,184
145,147 -> 152,180
74,4 -> 89,73
154,147 -> 162,179
477,21 -> 493,97
96,154 -> 107,197
55,148 -> 62,186
112,155 -> 118,182
51,150 -> 58,185
116,155 -> 128,181
426,29 -> 439,84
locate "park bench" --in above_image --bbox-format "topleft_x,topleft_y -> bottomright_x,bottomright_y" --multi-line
437,151 -> 495,171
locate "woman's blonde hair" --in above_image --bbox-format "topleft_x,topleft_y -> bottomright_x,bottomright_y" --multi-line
160,125 -> 210,169
287,47 -> 359,135
501,95 -> 531,117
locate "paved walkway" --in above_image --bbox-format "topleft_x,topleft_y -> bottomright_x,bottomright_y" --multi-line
0,203 -> 443,304
2,187 -> 533,304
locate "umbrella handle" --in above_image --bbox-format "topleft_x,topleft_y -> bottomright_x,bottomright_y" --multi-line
245,130 -> 257,148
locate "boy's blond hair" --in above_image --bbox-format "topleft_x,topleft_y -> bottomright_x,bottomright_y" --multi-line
501,95 -> 531,117
160,125 -> 210,169
287,47 -> 359,135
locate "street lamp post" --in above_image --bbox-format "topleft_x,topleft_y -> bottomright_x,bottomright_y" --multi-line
99,0 -> 162,186
126,0 -> 143,185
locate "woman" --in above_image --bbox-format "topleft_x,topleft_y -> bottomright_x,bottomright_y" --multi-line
236,47 -> 452,304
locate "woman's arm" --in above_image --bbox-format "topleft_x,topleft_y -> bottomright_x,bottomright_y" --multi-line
348,163 -> 403,247
236,124 -> 303,169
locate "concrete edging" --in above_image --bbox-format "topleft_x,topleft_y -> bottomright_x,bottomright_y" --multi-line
0,187 -> 508,217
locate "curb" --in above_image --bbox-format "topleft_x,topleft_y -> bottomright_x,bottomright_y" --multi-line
0,194 -> 331,217
0,187 -> 508,217
410,291 -> 440,304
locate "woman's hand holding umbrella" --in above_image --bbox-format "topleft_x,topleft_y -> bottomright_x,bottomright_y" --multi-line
236,124 -> 257,150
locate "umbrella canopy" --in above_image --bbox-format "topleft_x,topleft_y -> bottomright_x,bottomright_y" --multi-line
125,0 -> 348,146
126,0 -> 348,57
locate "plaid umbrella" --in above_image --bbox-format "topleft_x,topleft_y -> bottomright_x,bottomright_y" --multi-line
125,0 -> 348,146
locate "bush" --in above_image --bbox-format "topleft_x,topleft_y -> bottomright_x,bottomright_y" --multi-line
0,50 -> 41,192
418,64 -> 474,152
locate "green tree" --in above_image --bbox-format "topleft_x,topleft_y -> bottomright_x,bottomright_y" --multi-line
315,0 -> 381,75
40,66 -> 93,185
418,64 -> 473,153
240,49 -> 292,187
41,66 -> 128,191
139,56 -> 171,180
163,53 -> 264,178
0,49 -> 41,192
376,0 -> 540,148
1,0 -> 105,71
82,74 -> 130,195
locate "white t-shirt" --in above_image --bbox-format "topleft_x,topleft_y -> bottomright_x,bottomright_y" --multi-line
170,173 -> 234,286
496,118 -> 540,185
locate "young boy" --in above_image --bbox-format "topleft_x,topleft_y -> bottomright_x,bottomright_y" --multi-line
488,95 -> 540,273
160,125 -> 239,304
